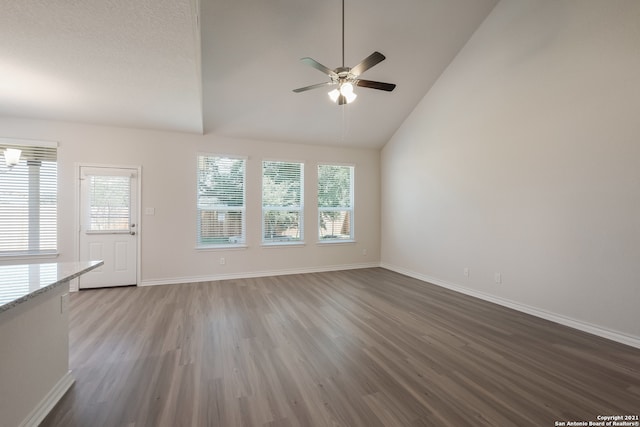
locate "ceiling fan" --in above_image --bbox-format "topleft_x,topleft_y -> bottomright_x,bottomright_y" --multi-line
293,0 -> 396,105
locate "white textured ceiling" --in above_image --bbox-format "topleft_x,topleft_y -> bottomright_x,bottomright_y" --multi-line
0,0 -> 498,148
0,0 -> 202,133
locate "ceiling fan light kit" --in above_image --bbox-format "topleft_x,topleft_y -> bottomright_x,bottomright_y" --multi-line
328,82 -> 357,104
293,0 -> 396,105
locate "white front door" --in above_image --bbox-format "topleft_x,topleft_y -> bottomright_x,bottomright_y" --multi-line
79,166 -> 138,289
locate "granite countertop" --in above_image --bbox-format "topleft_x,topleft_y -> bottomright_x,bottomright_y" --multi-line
0,260 -> 104,314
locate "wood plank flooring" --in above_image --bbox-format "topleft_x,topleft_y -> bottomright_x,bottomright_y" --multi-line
41,268 -> 640,427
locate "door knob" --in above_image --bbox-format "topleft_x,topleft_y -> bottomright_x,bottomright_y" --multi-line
130,231 -> 136,236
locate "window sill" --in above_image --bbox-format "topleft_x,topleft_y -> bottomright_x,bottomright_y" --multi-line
85,230 -> 130,235
0,252 -> 60,262
195,245 -> 248,251
316,240 -> 356,245
261,242 -> 306,248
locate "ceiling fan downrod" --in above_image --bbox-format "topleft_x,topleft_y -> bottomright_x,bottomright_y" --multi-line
341,0 -> 345,68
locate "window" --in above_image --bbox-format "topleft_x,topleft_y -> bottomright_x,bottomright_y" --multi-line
87,175 -> 131,232
0,140 -> 58,257
197,155 -> 246,247
318,164 -> 354,241
262,160 -> 303,244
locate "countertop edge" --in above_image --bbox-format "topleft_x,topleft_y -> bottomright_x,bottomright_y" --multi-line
0,261 -> 104,314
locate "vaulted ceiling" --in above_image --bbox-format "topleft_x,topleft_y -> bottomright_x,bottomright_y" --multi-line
0,0 -> 497,149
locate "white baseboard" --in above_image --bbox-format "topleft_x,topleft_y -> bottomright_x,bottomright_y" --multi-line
380,263 -> 640,350
139,262 -> 380,287
19,371 -> 75,427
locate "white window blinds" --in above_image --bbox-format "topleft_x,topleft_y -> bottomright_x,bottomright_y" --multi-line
262,160 -> 304,244
318,164 -> 354,241
197,155 -> 246,247
0,140 -> 58,257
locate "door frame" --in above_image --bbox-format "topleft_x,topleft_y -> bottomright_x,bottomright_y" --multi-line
73,163 -> 142,292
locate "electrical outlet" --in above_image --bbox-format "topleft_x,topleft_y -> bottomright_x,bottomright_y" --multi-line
362,248 -> 367,256
219,257 -> 226,265
495,273 -> 502,284
464,267 -> 469,277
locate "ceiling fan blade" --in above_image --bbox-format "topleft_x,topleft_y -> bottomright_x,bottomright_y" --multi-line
293,82 -> 336,93
350,51 -> 386,76
300,57 -> 337,77
356,79 -> 396,92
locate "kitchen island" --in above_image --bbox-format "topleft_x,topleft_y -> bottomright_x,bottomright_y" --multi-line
0,260 -> 103,427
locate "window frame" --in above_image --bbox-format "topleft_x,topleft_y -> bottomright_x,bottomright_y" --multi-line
0,138 -> 58,260
196,153 -> 247,249
317,163 -> 355,243
261,159 -> 305,246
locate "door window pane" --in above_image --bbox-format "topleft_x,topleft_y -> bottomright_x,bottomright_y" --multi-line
87,175 -> 131,232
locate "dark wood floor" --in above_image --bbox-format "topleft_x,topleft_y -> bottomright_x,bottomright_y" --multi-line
42,268 -> 640,427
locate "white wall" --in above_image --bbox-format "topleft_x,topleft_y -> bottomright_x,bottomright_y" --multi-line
381,0 -> 640,344
0,284 -> 71,427
0,118 -> 380,283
